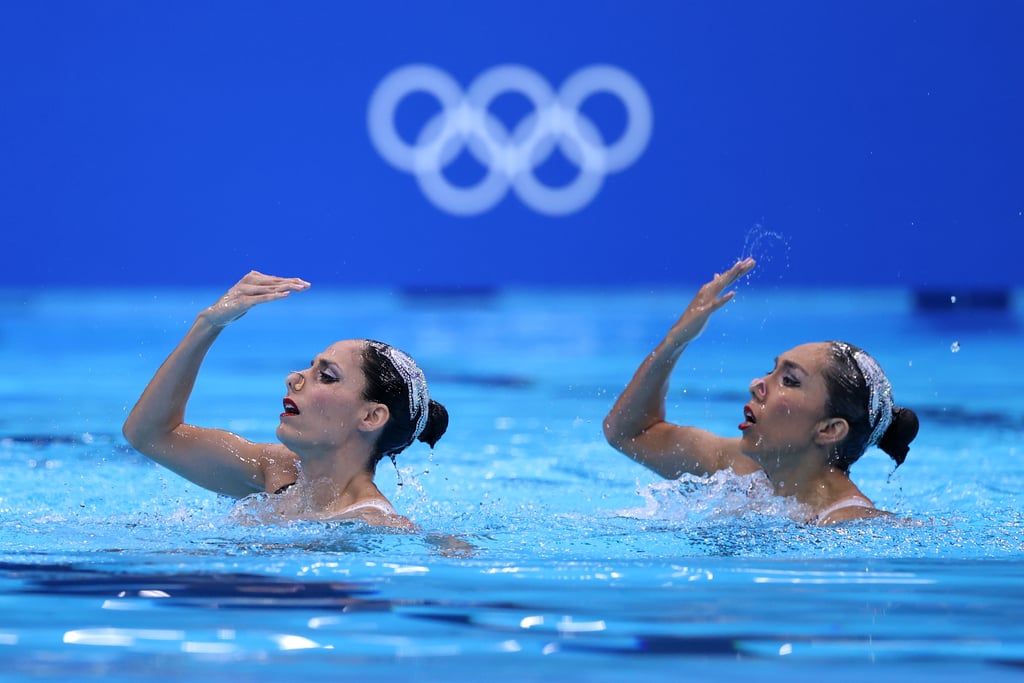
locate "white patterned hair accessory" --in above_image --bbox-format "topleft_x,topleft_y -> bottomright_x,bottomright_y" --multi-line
381,344 -> 429,449
852,350 -> 894,447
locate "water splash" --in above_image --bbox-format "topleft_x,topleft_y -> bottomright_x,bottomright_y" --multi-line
619,469 -> 811,524
737,223 -> 791,286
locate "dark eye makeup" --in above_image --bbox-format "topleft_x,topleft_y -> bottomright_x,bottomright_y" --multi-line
766,363 -> 801,388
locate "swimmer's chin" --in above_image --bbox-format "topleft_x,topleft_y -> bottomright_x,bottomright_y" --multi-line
275,424 -> 301,451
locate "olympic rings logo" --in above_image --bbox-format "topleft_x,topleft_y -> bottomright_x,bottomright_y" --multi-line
367,64 -> 653,216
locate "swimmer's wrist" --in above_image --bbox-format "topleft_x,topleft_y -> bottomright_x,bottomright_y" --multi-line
195,308 -> 236,331
665,327 -> 696,349
655,337 -> 689,364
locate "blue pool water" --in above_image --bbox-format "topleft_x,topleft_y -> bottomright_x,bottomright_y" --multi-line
1,284 -> 1022,681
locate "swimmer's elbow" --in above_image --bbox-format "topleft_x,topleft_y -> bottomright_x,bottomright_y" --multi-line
603,408 -> 654,452
121,412 -> 164,454
601,415 -> 614,442
602,414 -> 628,451
121,422 -> 154,455
121,397 -> 184,452
121,415 -> 141,448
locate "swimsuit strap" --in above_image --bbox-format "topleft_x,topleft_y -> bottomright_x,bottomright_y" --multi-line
814,496 -> 875,523
339,499 -> 397,516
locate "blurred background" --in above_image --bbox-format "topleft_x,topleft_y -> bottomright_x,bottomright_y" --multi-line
1,1 -> 1021,290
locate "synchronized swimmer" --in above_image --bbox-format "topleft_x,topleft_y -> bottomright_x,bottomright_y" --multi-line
123,271 -> 448,529
603,258 -> 919,525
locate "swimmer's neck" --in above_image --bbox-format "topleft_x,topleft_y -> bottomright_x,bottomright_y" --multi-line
758,456 -> 851,505
293,443 -> 384,514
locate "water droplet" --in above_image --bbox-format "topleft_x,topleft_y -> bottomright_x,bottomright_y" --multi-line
950,341 -> 961,353
950,295 -> 957,304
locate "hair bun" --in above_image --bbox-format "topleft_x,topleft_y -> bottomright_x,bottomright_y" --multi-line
878,406 -> 919,467
417,399 -> 449,449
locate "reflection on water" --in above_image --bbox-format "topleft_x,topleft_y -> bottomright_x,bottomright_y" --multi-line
3,556 -> 1024,680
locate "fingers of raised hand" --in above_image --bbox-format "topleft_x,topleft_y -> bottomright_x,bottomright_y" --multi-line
696,258 -> 754,305
251,272 -> 310,290
233,273 -> 311,296
724,257 -> 756,283
707,258 -> 755,293
208,274 -> 310,325
718,257 -> 754,279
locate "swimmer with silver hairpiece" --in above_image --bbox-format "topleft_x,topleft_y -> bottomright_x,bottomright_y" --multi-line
603,258 -> 919,525
123,271 -> 449,528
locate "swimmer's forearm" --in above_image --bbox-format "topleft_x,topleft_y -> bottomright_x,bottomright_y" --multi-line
603,336 -> 689,446
122,313 -> 223,448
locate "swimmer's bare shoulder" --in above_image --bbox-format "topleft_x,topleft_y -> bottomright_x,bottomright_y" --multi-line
817,506 -> 893,526
819,507 -> 935,527
339,505 -> 416,530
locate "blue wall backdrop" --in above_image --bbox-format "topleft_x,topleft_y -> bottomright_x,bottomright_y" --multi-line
1,1 -> 1021,288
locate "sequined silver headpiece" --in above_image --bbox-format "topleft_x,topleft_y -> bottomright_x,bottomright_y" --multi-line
852,350 -> 893,447
380,344 -> 429,451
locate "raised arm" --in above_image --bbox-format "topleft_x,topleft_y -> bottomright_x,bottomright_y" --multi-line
603,258 -> 760,479
122,271 -> 310,497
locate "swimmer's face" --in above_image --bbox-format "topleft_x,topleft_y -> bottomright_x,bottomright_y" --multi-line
740,342 -> 834,463
276,340 -> 381,454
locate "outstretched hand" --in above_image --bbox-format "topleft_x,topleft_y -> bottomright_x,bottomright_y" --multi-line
202,271 -> 311,328
667,258 -> 755,346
